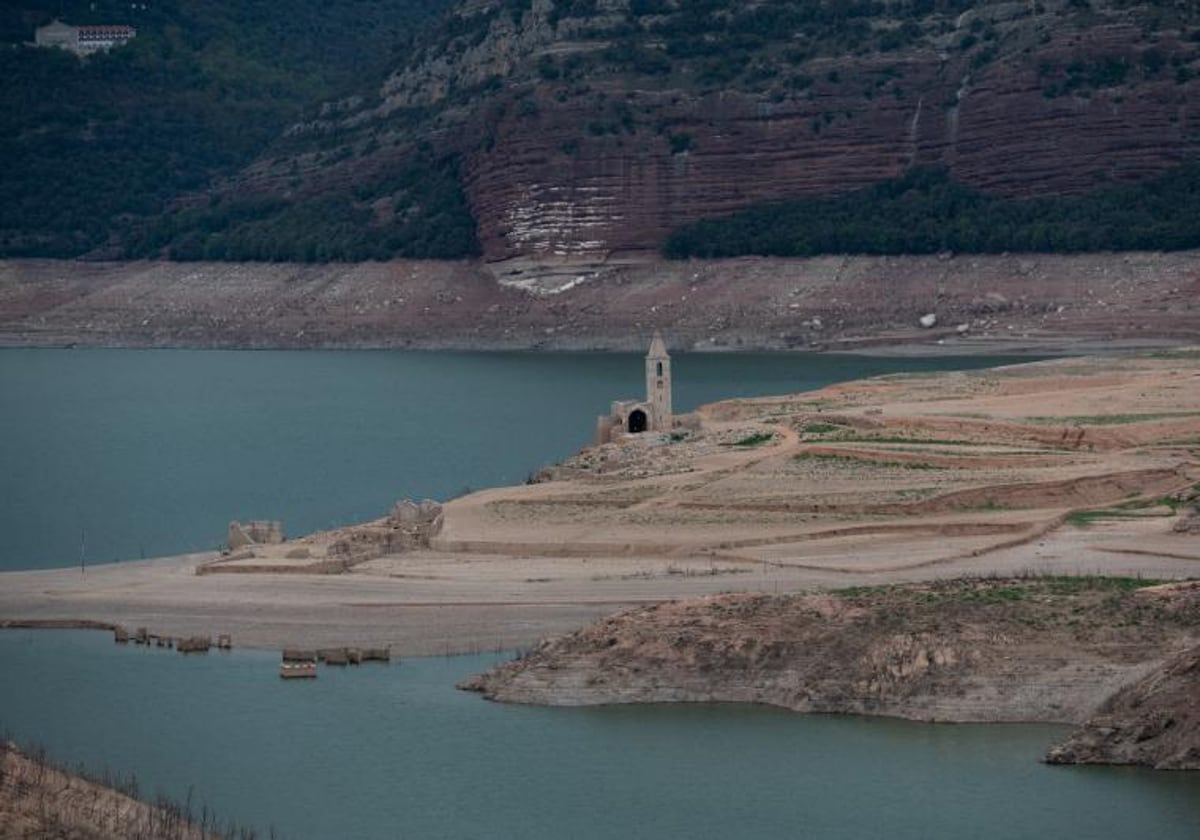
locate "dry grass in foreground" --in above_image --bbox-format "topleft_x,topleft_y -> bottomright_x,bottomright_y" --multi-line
0,741 -> 270,840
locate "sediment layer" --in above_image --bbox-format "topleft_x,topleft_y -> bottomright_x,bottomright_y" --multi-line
2,251 -> 1199,350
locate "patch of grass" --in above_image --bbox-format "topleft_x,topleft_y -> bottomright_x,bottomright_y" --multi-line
791,399 -> 838,410
918,586 -> 1027,605
832,584 -> 892,598
835,574 -> 1173,604
1067,496 -> 1182,526
1116,495 -> 1183,512
1147,349 -> 1200,360
794,452 -> 861,465
1026,411 -> 1200,426
957,498 -> 1010,511
868,445 -> 1056,457
729,432 -> 774,447
832,435 -> 982,445
1065,509 -> 1141,526
1037,575 -> 1165,596
794,452 -> 943,470
801,422 -> 844,435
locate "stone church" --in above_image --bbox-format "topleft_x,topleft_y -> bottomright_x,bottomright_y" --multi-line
595,332 -> 673,444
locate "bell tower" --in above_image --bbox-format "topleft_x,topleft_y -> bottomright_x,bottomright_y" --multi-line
645,332 -> 673,432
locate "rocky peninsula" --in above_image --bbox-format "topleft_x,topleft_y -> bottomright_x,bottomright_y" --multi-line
460,578 -> 1200,770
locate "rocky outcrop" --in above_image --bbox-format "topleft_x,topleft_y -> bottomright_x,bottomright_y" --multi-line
460,578 -> 1200,727
1047,640 -> 1200,770
222,0 -> 1200,261
226,520 -> 284,550
325,498 -> 444,560
1172,504 -> 1200,534
201,498 -> 445,575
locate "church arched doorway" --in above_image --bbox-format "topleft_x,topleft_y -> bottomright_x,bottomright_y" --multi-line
627,409 -> 648,433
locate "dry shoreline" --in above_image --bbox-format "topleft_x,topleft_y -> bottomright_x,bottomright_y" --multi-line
3,350 -> 1200,659
459,577 -> 1200,769
2,252 -> 1199,353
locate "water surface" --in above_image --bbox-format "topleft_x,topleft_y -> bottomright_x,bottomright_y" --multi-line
1,631 -> 1197,840
5,349 -> 1197,840
0,349 -> 1031,570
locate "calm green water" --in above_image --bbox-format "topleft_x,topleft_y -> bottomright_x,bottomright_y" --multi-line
2,631 -> 1199,840
0,349 -> 1031,571
4,350 -> 1199,838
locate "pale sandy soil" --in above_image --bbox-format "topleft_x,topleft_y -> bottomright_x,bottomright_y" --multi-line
2,351 -> 1199,655
0,742 -> 218,839
3,253 -> 1200,353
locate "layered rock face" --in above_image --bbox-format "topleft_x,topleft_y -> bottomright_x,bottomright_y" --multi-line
1047,587 -> 1200,770
463,28 -> 1200,259
255,0 -> 1200,261
459,579 -> 1200,726
1045,643 -> 1200,769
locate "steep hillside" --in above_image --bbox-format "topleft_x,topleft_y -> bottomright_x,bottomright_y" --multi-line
0,0 -> 454,258
1046,633 -> 1200,770
159,0 -> 1200,263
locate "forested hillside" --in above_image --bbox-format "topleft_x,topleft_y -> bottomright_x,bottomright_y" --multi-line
8,0 -> 1200,263
174,0 -> 1200,263
0,0 -> 456,258
665,165 -> 1200,258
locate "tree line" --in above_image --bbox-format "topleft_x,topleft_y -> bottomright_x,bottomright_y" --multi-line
0,0 -> 453,258
663,164 -> 1200,258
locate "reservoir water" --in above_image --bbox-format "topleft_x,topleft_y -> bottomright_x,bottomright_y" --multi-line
0,348 -> 1031,571
5,348 -> 1199,838
3,631 -> 1199,840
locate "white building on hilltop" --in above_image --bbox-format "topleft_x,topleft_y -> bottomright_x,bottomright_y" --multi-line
34,20 -> 136,55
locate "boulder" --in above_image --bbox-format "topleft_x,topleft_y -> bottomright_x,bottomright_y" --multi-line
1172,505 -> 1200,534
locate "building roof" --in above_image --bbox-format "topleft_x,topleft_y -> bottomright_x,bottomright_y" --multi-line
77,25 -> 136,36
646,331 -> 668,359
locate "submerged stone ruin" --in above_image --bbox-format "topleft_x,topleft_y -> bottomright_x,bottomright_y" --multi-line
227,520 -> 284,550
202,499 -> 444,575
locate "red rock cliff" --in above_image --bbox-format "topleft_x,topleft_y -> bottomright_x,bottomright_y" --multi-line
238,0 -> 1200,261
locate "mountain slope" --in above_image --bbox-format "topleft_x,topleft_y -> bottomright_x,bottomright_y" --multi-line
180,0 -> 1200,263
10,0 -> 1200,263
0,0 -> 454,258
